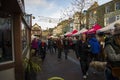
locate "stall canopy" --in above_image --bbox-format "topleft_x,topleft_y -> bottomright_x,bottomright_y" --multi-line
71,29 -> 78,34
73,28 -> 88,36
87,24 -> 102,34
65,32 -> 72,37
65,29 -> 78,37
97,19 -> 120,32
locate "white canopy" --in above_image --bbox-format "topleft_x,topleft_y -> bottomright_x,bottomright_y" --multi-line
73,28 -> 88,36
64,32 -> 71,36
98,19 -> 120,32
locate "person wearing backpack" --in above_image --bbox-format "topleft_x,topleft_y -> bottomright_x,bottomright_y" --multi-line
104,23 -> 120,80
88,34 -> 101,61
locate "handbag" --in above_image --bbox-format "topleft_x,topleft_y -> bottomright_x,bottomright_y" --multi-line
111,67 -> 120,77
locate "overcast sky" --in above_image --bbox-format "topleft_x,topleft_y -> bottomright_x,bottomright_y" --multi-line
24,0 -> 112,30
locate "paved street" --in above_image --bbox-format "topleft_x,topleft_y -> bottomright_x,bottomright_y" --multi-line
37,50 -> 105,80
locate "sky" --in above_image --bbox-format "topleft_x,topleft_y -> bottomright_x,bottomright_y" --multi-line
24,0 -> 112,30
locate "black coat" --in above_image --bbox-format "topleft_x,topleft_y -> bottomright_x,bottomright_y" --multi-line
75,40 -> 90,60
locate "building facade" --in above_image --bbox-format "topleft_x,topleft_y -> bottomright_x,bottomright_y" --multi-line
87,0 -> 120,28
73,12 -> 81,30
0,0 -> 32,80
86,2 -> 99,28
102,0 -> 120,27
31,23 -> 42,39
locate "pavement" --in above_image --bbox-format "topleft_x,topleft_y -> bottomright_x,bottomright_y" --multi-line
37,50 -> 105,80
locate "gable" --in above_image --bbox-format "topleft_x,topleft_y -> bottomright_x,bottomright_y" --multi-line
32,23 -> 41,30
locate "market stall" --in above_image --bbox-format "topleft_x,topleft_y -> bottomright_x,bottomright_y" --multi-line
97,20 -> 120,32
87,24 -> 102,34
73,28 -> 88,36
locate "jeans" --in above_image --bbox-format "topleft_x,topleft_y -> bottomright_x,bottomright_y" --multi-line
58,48 -> 62,59
80,59 -> 89,76
64,48 -> 68,59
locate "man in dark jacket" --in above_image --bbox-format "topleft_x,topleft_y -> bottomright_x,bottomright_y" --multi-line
63,36 -> 69,59
56,37 -> 63,61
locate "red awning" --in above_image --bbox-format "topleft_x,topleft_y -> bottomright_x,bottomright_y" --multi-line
65,30 -> 78,37
87,24 -> 102,34
72,29 -> 78,34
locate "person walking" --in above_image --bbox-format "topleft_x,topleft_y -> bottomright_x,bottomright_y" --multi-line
88,34 -> 101,61
76,33 -> 90,79
40,40 -> 47,62
31,38 -> 38,56
104,23 -> 120,80
37,39 -> 41,56
74,36 -> 80,58
56,37 -> 63,61
63,36 -> 69,59
48,38 -> 54,54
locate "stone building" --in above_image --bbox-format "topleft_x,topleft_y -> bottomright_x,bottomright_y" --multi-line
86,2 -> 99,28
86,0 -> 120,28
31,23 -> 42,39
97,0 -> 120,27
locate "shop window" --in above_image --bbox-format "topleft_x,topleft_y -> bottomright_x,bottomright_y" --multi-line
0,17 -> 13,63
115,2 -> 120,10
21,22 -> 27,51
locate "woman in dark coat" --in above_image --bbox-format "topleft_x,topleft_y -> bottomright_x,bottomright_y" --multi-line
76,33 -> 90,79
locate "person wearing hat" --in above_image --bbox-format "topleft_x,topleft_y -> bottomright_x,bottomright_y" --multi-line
104,23 -> 120,80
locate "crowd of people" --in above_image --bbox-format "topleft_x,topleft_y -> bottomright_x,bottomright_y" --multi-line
31,23 -> 120,80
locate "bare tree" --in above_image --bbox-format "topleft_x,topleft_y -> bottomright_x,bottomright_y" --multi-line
60,6 -> 75,21
71,0 -> 97,29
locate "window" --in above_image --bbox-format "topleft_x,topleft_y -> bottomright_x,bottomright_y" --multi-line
109,16 -> 116,23
21,22 -> 27,50
115,2 -> 120,10
116,15 -> 120,20
105,16 -> 116,26
0,17 -> 13,63
25,15 -> 31,26
105,6 -> 111,13
89,12 -> 93,17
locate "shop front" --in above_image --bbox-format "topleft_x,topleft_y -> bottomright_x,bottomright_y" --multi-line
0,0 -> 32,80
